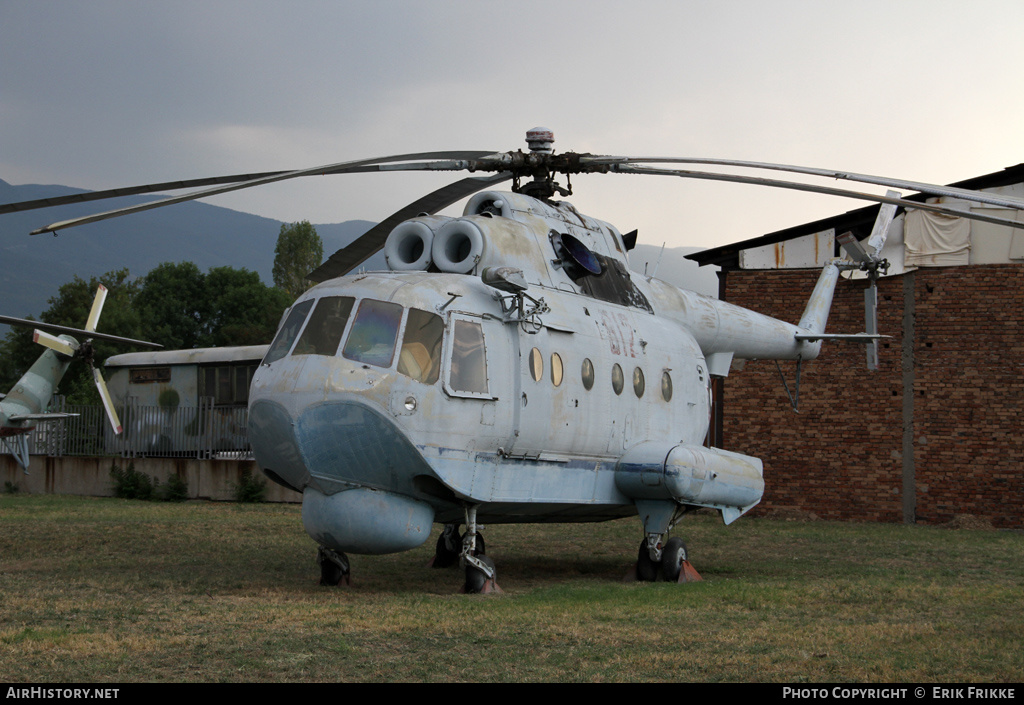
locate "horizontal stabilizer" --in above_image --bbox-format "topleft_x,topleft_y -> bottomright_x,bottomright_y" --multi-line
8,412 -> 80,422
794,332 -> 889,342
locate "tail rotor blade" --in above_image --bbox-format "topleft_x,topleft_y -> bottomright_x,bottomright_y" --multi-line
865,283 -> 880,371
864,191 -> 900,259
837,197 -> 895,372
33,329 -> 79,357
85,285 -> 108,333
93,368 -> 123,435
837,231 -> 873,266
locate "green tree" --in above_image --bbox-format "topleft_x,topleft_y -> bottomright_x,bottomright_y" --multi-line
202,267 -> 292,347
135,262 -> 290,349
134,262 -> 208,350
272,220 -> 323,300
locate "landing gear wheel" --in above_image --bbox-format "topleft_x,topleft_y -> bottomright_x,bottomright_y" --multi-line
636,539 -> 659,582
470,532 -> 485,556
431,526 -> 485,568
463,555 -> 499,594
431,525 -> 461,568
317,547 -> 351,587
661,537 -> 688,582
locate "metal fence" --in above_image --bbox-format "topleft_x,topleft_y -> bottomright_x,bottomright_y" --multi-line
24,396 -> 253,460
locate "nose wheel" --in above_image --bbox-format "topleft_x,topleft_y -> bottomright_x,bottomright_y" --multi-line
459,506 -> 501,594
463,554 -> 499,594
429,523 -> 485,568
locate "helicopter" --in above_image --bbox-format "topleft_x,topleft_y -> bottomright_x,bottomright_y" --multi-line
4,128 -> 1023,592
0,285 -> 161,472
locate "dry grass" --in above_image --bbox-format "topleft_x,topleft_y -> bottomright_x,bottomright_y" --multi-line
1,494 -> 1021,683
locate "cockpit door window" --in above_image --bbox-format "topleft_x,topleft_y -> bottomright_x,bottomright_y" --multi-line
342,299 -> 403,368
444,317 -> 491,398
263,299 -> 314,365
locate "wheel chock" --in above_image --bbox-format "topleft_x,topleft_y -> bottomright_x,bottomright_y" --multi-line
460,578 -> 503,594
677,560 -> 703,583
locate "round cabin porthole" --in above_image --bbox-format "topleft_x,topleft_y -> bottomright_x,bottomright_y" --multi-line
661,370 -> 673,402
581,358 -> 595,390
551,352 -> 564,387
611,363 -> 624,396
633,367 -> 645,398
529,347 -> 543,382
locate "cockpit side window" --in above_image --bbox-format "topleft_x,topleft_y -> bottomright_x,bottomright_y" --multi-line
263,299 -> 314,365
292,296 -> 354,356
448,319 -> 489,395
342,299 -> 403,368
397,308 -> 444,385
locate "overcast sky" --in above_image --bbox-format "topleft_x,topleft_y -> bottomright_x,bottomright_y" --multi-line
3,0 -> 1023,251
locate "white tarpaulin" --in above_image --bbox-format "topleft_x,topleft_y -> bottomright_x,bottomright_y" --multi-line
904,208 -> 971,267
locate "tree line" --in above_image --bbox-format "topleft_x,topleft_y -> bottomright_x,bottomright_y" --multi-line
0,220 -> 323,404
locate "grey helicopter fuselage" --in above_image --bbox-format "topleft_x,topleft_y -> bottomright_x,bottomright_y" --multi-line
248,189 -> 828,557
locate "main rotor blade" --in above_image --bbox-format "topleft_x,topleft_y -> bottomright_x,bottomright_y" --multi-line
0,315 -> 162,348
308,173 -> 513,282
610,164 -> 1024,230
587,156 -> 1024,211
0,171 -> 286,215
26,151 -> 499,235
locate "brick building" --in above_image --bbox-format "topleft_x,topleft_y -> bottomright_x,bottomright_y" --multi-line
688,164 -> 1024,528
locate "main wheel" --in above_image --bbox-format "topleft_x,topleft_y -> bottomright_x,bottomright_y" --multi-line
661,537 -> 688,582
636,539 -> 659,582
320,560 -> 343,586
318,549 -> 350,586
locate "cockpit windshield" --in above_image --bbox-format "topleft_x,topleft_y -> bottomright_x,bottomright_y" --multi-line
263,299 -> 314,365
342,299 -> 403,368
264,297 -> 469,390
292,296 -> 354,356
397,308 -> 444,384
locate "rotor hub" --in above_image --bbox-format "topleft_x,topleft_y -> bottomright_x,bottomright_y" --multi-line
525,127 -> 555,154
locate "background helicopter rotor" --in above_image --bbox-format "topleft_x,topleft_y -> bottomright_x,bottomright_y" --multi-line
3,286 -> 161,435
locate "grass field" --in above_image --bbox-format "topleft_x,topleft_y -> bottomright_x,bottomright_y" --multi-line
1,494 -> 1021,683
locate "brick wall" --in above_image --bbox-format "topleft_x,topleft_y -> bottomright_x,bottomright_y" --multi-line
719,264 -> 1024,528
